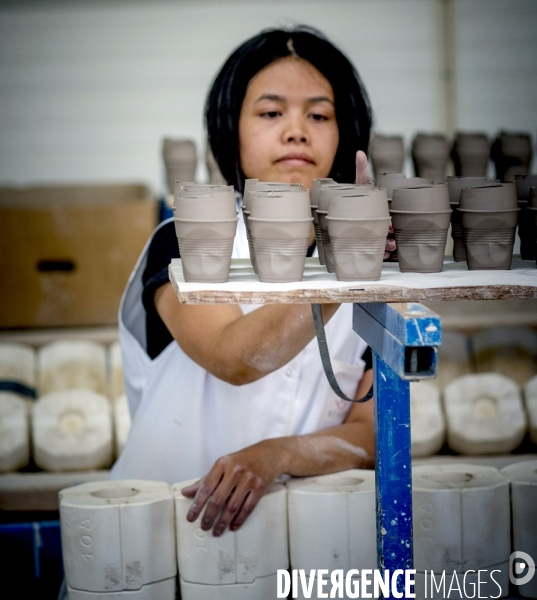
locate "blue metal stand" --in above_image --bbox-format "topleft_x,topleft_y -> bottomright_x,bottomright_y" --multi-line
353,302 -> 442,596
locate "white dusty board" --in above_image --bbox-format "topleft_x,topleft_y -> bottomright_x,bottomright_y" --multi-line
169,257 -> 537,304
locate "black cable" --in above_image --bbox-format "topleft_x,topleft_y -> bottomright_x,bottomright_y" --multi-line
311,303 -> 373,403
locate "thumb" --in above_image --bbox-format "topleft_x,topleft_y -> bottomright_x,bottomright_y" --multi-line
355,150 -> 372,185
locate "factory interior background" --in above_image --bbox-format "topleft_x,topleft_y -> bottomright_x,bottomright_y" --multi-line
0,1 -> 537,599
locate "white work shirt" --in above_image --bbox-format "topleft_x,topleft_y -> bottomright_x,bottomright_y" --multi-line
110,205 -> 368,485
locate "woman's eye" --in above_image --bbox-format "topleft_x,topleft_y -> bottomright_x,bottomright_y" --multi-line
261,111 -> 280,119
309,113 -> 329,121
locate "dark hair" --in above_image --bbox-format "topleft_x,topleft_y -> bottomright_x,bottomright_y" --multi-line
205,25 -> 372,194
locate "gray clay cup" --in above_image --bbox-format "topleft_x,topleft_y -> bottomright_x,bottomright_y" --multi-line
317,186 -> 356,212
450,204 -> 466,262
330,236 -> 387,281
370,135 -> 405,180
393,229 -> 448,273
390,210 -> 451,232
312,178 -> 336,207
459,184 -> 518,211
249,191 -> 311,219
326,216 -> 390,239
243,183 -> 303,212
178,238 -> 235,283
174,193 -> 237,220
248,217 -> 312,240
459,208 -> 519,231
515,175 -> 537,201
447,177 -> 493,204
391,184 -> 450,212
253,240 -> 309,283
327,191 -> 390,219
377,174 -> 434,200
173,217 -> 238,240
451,133 -> 490,177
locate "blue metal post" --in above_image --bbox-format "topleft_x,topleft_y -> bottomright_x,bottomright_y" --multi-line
373,351 -> 413,594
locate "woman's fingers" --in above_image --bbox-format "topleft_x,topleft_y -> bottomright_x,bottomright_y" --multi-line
181,480 -> 201,498
186,464 -> 226,524
212,474 -> 265,537
355,150 -> 372,185
229,485 -> 265,532
385,238 -> 396,252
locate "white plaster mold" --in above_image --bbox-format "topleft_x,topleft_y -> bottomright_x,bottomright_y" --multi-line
443,373 -> 526,454
173,480 -> 288,587
410,381 -> 445,457
0,392 -> 30,472
32,389 -> 113,471
60,480 -> 176,594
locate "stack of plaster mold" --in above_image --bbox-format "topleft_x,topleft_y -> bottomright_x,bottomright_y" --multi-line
33,389 -> 113,471
472,327 -> 537,387
287,470 -> 376,599
524,376 -> 537,444
162,138 -> 198,196
410,381 -> 445,457
174,480 -> 288,599
0,343 -> 35,471
109,342 -> 131,457
370,134 -> 405,181
491,131 -> 533,182
60,480 -> 176,599
501,460 -> 537,599
412,464 -> 511,599
38,340 -> 108,396
411,133 -> 450,183
434,331 -> 472,391
443,373 -> 527,455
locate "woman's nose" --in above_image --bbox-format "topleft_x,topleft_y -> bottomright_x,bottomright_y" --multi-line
282,114 -> 309,144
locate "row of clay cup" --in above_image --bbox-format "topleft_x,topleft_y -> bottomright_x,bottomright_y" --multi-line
243,179 -> 311,282
173,183 -> 238,282
451,132 -> 491,178
390,184 -> 452,273
447,176 -> 499,262
515,174 -> 537,260
459,182 -> 519,270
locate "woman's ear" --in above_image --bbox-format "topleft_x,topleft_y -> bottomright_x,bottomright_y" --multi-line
355,150 -> 372,185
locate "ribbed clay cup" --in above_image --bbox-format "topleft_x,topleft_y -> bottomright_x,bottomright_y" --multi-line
391,210 -> 451,273
241,209 -> 258,273
451,133 -> 490,177
327,217 -> 390,281
317,186 -> 356,271
243,183 -> 303,212
174,192 -> 237,220
391,184 -> 450,212
248,217 -> 312,282
370,135 -> 405,180
411,134 -> 450,182
377,173 -> 434,201
328,190 -> 390,219
459,209 -> 519,270
249,191 -> 311,219
173,217 -> 238,282
459,182 -> 518,211
491,132 -> 532,181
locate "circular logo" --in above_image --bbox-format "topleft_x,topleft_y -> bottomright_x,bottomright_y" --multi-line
509,551 -> 536,586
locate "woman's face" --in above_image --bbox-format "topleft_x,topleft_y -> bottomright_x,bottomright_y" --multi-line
238,56 -> 339,193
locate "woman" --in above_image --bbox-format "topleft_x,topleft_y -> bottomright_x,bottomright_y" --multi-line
111,26 -> 389,538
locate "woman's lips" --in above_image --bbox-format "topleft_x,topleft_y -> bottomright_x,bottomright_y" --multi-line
276,153 -> 314,167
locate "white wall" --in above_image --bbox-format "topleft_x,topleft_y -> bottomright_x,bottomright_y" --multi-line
0,0 -> 535,193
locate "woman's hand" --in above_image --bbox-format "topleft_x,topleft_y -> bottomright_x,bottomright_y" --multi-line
355,150 -> 396,259
181,439 -> 284,537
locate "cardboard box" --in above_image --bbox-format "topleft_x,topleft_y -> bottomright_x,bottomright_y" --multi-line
0,184 -> 158,328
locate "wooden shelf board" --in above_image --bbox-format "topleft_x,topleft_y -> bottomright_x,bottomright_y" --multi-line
170,257 -> 537,305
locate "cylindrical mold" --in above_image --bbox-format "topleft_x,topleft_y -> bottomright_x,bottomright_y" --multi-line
501,460 -> 537,599
60,480 -> 176,594
38,341 -> 108,397
410,381 -> 445,457
413,464 -> 511,599
287,470 -> 376,573
0,392 -> 30,472
33,389 -> 113,471
173,480 -> 288,591
443,373 -> 526,455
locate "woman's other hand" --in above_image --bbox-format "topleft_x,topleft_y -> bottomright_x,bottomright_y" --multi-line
181,439 -> 283,537
356,150 -> 396,259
